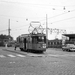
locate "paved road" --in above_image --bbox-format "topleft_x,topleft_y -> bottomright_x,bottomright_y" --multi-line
0,47 -> 75,75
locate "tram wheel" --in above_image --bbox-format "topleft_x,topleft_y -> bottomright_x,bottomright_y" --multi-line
24,49 -> 28,52
62,48 -> 65,51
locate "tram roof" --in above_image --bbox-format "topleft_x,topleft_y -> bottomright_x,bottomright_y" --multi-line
63,34 -> 75,37
20,33 -> 46,37
20,34 -> 29,37
30,33 -> 46,36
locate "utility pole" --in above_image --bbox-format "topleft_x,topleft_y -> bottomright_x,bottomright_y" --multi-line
46,14 -> 48,48
8,19 -> 11,41
8,19 -> 11,36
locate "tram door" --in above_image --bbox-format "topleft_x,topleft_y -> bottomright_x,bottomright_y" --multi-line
32,36 -> 37,49
24,38 -> 27,50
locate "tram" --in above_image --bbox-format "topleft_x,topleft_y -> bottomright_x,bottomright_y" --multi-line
17,33 -> 46,52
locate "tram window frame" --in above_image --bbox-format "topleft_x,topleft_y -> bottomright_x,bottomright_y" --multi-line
37,36 -> 46,43
19,37 -> 24,43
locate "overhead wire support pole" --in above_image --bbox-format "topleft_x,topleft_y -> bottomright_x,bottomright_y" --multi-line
46,14 -> 48,48
8,19 -> 11,41
8,19 -> 11,36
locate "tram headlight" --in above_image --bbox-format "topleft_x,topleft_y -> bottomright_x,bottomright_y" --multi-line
43,44 -> 46,48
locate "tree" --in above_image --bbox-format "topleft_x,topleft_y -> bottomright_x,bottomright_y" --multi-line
0,34 -> 13,46
0,34 -> 13,40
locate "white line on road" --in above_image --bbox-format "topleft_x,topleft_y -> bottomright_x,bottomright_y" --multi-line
7,54 -> 16,57
47,54 -> 75,57
16,54 -> 26,57
1,53 -> 75,58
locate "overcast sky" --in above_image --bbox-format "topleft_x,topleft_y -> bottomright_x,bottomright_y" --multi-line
0,0 -> 75,40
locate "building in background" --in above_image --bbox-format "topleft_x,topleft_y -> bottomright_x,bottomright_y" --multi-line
48,39 -> 62,48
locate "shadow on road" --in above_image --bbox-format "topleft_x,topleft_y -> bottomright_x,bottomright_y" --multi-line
2,48 -> 44,55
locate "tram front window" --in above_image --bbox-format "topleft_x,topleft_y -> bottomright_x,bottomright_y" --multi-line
37,36 -> 46,43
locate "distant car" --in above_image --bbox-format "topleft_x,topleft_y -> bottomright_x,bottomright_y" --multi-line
62,44 -> 75,52
62,34 -> 75,52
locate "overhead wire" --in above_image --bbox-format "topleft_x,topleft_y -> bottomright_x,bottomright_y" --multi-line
1,0 -> 75,7
0,8 -> 74,23
0,14 -> 28,19
50,16 -> 75,24
0,29 -> 8,33
0,1 -> 75,33
40,9 -> 75,22
0,22 -> 29,33
11,24 -> 29,31
0,0 -> 75,22
0,1 -> 68,7
0,9 -> 75,33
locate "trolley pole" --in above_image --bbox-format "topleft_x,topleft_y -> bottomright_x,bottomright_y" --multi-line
46,14 -> 48,48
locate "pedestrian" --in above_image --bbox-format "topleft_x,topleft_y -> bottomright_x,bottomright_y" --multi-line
14,42 -> 17,50
5,43 -> 7,48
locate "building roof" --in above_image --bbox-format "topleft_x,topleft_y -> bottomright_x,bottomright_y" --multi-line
63,34 -> 75,37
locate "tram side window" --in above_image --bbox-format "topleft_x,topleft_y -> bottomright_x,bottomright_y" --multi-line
19,37 -> 24,43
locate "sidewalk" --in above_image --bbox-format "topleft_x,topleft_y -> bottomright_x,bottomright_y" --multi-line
2,47 -> 30,55
3,47 -> 20,51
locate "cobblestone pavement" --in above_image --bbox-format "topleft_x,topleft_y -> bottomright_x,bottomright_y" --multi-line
0,47 -> 75,75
